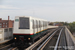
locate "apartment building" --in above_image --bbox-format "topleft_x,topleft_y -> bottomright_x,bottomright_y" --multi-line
0,16 -> 14,28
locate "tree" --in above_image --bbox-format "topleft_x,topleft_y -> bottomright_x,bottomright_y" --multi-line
69,22 -> 75,33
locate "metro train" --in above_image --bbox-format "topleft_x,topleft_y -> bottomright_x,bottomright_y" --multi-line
13,16 -> 49,45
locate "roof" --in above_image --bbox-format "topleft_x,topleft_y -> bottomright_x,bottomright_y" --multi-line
0,20 -> 14,23
15,16 -> 47,21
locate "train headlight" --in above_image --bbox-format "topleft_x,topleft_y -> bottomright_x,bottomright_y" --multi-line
28,38 -> 30,40
14,37 -> 17,40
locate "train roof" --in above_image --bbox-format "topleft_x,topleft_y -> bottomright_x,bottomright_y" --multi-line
15,16 -> 47,21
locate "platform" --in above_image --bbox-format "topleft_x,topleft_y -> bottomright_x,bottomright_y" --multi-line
0,40 -> 10,44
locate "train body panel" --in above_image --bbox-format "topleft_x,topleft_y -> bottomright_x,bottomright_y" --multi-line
13,16 -> 31,34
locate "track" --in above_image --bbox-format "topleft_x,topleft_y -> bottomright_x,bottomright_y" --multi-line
0,40 -> 14,50
0,28 -> 61,50
25,27 -> 61,50
37,28 -> 63,50
40,27 -> 66,50
0,44 -> 12,50
58,27 -> 68,50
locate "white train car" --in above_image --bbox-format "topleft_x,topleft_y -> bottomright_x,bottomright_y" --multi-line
13,16 -> 49,44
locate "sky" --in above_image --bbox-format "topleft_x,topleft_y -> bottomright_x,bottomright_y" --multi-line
0,0 -> 75,22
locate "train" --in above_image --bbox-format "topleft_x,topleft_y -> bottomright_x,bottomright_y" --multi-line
13,16 -> 49,46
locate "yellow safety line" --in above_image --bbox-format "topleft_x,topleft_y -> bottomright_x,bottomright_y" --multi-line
36,29 -> 48,33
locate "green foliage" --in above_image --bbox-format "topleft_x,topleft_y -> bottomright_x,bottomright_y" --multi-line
52,21 -> 75,32
69,22 -> 75,32
54,21 -> 75,32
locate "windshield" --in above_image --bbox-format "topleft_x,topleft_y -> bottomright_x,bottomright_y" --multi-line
19,17 -> 29,29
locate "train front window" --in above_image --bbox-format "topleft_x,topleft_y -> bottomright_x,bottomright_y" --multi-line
19,17 -> 29,29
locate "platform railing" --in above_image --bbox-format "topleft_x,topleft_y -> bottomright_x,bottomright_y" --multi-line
65,26 -> 75,50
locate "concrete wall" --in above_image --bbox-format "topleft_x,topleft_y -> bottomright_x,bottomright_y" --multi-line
65,27 -> 75,50
0,28 -> 4,41
0,28 -> 13,41
48,25 -> 58,28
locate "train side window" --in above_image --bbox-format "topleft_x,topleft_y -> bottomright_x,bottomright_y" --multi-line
37,21 -> 39,28
45,22 -> 46,26
44,22 -> 46,26
43,21 -> 44,27
44,22 -> 45,26
43,22 -> 45,26
34,20 -> 36,28
47,22 -> 48,26
38,21 -> 39,28
42,21 -> 43,27
32,20 -> 34,29
39,21 -> 41,27
36,20 -> 38,28
46,22 -> 47,26
34,20 -> 35,28
40,21 -> 42,27
41,21 -> 42,27
39,21 -> 40,27
40,21 -> 41,27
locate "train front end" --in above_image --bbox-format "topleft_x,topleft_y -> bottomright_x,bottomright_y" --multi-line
13,16 -> 33,46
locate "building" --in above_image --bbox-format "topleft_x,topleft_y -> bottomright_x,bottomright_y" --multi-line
0,16 -> 14,41
0,16 -> 14,28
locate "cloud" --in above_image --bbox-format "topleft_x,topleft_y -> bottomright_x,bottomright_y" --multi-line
0,0 -> 75,22
0,6 -> 74,22
0,5 -> 20,10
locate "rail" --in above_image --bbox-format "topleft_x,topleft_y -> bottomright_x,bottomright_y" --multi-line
37,28 -> 59,50
11,47 -> 17,50
25,28 -> 60,50
0,44 -> 11,50
54,28 -> 63,50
